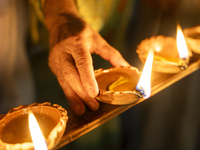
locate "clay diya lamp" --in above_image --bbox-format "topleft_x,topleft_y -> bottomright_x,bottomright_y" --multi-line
0,102 -> 68,150
136,34 -> 192,74
184,25 -> 200,54
95,66 -> 142,105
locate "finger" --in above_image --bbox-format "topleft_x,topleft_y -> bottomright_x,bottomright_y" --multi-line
70,41 -> 99,99
60,52 -> 99,111
54,58 -> 85,116
62,82 -> 86,116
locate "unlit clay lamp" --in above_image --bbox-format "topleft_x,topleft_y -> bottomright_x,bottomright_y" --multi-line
0,102 -> 68,150
136,35 -> 192,74
95,66 -> 142,105
184,25 -> 200,54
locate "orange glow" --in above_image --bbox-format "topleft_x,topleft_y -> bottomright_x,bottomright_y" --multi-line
154,45 -> 161,52
176,24 -> 189,59
136,49 -> 154,98
28,111 -> 48,150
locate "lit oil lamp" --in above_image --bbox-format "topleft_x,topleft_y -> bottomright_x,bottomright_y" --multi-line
0,102 -> 68,150
95,48 -> 154,104
137,24 -> 192,74
95,66 -> 141,105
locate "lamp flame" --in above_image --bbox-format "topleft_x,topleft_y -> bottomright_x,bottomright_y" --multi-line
136,49 -> 154,99
28,111 -> 48,150
176,24 -> 189,60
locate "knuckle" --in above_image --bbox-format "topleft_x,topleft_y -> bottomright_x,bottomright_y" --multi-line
57,76 -> 67,88
75,56 -> 90,68
62,68 -> 76,82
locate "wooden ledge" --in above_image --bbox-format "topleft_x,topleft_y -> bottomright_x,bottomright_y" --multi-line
56,55 -> 200,149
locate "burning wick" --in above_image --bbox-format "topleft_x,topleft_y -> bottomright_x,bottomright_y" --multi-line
135,49 -> 154,99
176,24 -> 189,70
28,111 -> 48,150
179,59 -> 188,70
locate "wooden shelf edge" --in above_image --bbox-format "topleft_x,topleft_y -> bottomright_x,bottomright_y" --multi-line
55,58 -> 200,149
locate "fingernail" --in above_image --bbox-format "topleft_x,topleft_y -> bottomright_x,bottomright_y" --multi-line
88,101 -> 98,111
121,60 -> 130,66
87,86 -> 98,98
74,104 -> 85,116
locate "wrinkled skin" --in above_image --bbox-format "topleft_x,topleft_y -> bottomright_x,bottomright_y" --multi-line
48,14 -> 129,116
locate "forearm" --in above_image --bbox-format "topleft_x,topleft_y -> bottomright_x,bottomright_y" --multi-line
43,0 -> 79,31
43,0 -> 85,48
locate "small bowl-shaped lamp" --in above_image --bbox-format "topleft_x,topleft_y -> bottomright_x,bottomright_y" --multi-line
0,102 -> 68,150
95,66 -> 141,105
136,36 -> 192,74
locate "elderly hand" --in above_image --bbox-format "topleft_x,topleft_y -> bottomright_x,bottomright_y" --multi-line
48,14 -> 129,116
